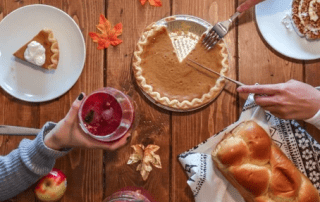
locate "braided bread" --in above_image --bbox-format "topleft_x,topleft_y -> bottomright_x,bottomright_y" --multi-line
212,121 -> 320,202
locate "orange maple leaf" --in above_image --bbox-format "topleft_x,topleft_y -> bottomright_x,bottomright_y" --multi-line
140,0 -> 162,7
89,14 -> 123,49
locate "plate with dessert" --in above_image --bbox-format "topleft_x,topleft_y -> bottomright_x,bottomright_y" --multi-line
255,0 -> 320,60
133,15 -> 230,112
0,4 -> 85,102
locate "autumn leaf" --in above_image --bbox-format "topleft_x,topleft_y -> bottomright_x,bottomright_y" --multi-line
127,144 -> 144,164
139,0 -> 162,7
140,0 -> 147,5
127,144 -> 162,181
89,14 -> 123,49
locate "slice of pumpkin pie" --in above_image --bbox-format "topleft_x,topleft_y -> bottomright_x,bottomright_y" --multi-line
133,25 -> 229,110
13,28 -> 59,69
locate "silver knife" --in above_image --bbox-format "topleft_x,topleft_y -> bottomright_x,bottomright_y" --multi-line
0,125 -> 41,136
186,58 -> 245,86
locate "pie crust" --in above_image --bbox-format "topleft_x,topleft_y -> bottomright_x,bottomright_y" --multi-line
133,24 -> 229,110
292,0 -> 320,40
13,28 -> 59,69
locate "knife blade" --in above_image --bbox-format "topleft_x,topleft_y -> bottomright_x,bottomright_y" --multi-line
187,58 -> 245,86
0,125 -> 41,136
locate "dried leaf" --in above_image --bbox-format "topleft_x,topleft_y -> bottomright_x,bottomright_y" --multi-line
152,154 -> 162,169
88,32 -> 99,42
145,144 -> 160,154
112,23 -> 123,36
139,0 -> 162,7
137,163 -> 142,171
144,145 -> 162,168
140,0 -> 147,5
148,0 -> 162,6
89,14 -> 123,49
140,166 -> 151,181
128,144 -> 162,181
127,145 -> 144,164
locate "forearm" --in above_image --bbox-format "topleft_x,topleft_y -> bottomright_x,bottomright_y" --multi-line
0,122 -> 70,201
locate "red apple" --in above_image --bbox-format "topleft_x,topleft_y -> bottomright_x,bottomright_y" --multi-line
34,168 -> 67,202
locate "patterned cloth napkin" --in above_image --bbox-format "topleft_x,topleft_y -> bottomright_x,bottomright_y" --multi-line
178,94 -> 320,202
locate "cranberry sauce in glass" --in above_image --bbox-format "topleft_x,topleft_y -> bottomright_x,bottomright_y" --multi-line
78,88 -> 135,142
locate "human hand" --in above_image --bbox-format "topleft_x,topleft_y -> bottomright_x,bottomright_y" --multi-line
237,0 -> 265,12
44,93 -> 131,151
237,80 -> 320,120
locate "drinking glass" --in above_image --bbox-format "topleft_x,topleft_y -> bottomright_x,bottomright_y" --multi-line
78,87 -> 135,142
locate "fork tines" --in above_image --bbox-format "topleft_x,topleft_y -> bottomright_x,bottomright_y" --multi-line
202,11 -> 241,50
202,28 -> 220,50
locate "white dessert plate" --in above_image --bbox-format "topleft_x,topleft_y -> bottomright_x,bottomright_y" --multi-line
255,0 -> 320,60
0,4 -> 86,102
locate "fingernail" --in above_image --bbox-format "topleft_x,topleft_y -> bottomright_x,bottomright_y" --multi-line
78,93 -> 84,101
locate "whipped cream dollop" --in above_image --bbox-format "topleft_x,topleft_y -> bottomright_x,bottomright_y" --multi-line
24,41 -> 46,66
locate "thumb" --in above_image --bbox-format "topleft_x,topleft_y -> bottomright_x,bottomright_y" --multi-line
237,0 -> 263,12
65,93 -> 86,121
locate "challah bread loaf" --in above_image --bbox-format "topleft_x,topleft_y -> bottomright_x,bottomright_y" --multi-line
212,120 -> 320,202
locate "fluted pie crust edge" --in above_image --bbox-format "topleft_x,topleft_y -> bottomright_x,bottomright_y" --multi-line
133,24 -> 229,110
46,29 -> 59,69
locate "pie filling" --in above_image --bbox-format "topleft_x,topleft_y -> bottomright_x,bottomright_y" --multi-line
134,25 -> 229,110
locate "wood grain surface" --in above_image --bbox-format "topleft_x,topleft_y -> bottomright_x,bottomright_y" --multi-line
0,0 -> 319,202
171,0 -> 237,201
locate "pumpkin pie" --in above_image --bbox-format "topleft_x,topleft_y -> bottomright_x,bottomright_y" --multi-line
292,0 -> 320,39
13,28 -> 59,69
133,25 -> 229,110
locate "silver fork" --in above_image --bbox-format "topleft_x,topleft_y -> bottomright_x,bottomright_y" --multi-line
203,11 -> 241,50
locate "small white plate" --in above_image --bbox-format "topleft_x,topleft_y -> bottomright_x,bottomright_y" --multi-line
0,4 -> 86,102
255,0 -> 320,60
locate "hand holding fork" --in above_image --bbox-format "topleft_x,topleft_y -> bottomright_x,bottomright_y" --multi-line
202,11 -> 241,50
203,0 -> 266,50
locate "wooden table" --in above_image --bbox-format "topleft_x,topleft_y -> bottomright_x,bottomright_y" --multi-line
0,0 -> 319,201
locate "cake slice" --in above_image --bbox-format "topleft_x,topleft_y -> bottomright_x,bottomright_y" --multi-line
13,28 -> 59,69
292,0 -> 320,40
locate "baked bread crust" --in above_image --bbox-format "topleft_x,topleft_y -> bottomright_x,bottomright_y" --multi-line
13,28 -> 59,69
212,121 -> 320,202
292,0 -> 320,40
133,24 -> 229,110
